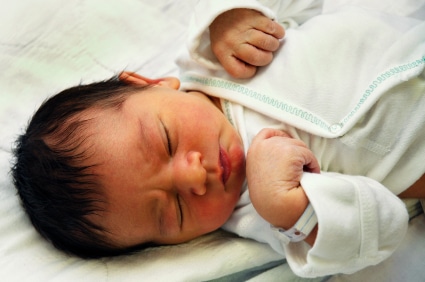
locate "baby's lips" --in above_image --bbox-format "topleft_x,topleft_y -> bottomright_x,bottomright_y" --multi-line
219,146 -> 231,185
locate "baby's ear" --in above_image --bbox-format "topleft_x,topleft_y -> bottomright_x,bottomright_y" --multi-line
119,71 -> 155,85
119,72 -> 180,89
157,77 -> 180,90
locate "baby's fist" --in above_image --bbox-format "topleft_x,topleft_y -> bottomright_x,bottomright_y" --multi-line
246,129 -> 320,228
209,9 -> 285,78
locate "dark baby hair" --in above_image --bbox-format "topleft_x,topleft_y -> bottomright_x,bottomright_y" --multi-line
11,75 -> 153,258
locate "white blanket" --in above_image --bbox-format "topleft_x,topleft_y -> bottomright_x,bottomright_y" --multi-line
0,1 -> 424,281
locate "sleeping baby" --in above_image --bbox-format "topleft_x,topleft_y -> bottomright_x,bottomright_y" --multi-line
12,0 -> 425,278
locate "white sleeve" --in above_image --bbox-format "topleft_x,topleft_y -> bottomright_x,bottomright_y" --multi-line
260,0 -> 324,27
283,172 -> 409,277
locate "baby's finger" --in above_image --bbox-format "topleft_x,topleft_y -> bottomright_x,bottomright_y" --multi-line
220,55 -> 258,79
254,16 -> 285,39
246,29 -> 281,52
301,148 -> 321,174
253,128 -> 291,142
235,44 -> 274,67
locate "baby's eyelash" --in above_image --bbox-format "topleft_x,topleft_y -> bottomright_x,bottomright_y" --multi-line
161,120 -> 172,155
164,125 -> 172,155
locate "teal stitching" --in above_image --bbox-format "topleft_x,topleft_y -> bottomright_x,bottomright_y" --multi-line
223,100 -> 235,127
182,55 -> 424,133
342,55 -> 425,126
182,75 -> 330,131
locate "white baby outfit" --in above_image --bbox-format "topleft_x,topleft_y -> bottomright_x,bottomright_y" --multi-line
178,0 -> 425,277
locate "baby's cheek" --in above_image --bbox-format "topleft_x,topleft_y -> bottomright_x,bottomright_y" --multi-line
197,201 -> 233,231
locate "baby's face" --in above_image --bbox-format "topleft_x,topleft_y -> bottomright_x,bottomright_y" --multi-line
88,86 -> 245,248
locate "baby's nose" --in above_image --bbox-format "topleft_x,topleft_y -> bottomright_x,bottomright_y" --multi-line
176,151 -> 206,196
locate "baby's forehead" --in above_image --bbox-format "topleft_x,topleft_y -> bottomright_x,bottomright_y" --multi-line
43,107 -> 114,169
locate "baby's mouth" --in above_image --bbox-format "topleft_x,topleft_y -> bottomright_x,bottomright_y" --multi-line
219,146 -> 231,185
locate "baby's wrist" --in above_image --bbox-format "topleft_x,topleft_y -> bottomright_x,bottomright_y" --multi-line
271,203 -> 317,243
256,185 -> 310,230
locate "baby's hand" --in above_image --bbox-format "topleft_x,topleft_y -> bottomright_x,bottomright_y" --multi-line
246,129 -> 320,229
209,9 -> 285,79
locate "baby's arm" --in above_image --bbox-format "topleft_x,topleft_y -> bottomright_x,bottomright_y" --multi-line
246,129 -> 320,244
209,9 -> 285,79
247,128 -> 409,277
398,173 -> 425,198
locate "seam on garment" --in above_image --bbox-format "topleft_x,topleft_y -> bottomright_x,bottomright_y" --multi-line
341,55 -> 425,127
340,134 -> 391,156
182,55 -> 425,137
356,180 -> 378,258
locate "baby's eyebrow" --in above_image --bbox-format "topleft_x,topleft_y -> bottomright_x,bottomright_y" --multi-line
138,116 -> 168,165
138,119 -> 154,155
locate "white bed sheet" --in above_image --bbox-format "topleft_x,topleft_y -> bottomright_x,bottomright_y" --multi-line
0,1 -> 424,281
